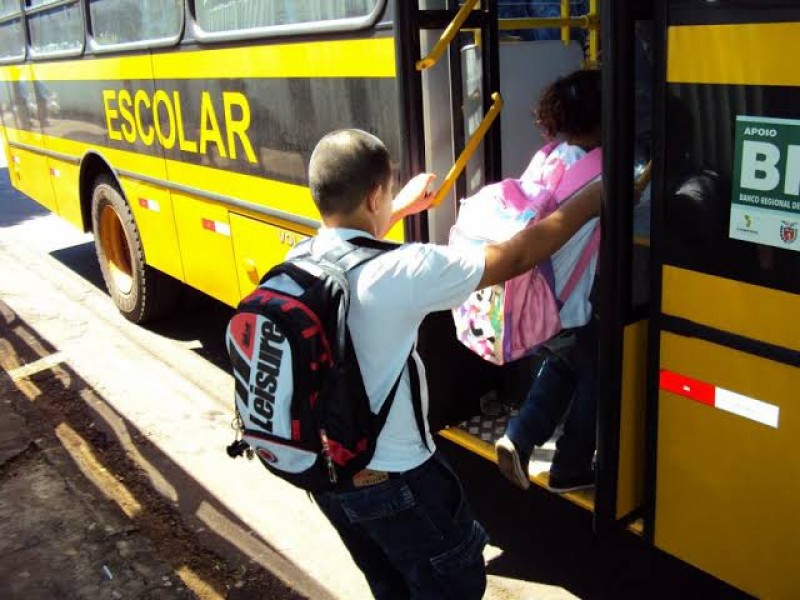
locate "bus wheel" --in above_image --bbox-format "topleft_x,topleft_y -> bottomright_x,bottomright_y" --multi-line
90,175 -> 179,323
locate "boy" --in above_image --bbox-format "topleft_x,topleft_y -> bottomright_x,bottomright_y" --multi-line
304,129 -> 601,599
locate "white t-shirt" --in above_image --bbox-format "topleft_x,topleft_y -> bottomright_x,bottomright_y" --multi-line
296,228 -> 485,472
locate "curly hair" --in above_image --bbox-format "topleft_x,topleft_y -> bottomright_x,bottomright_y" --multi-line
533,69 -> 602,140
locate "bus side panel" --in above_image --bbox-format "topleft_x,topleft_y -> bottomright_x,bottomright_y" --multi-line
616,320 -> 648,520
663,266 -> 799,353
229,213 -> 309,302
655,331 -> 800,599
171,191 -> 239,307
0,66 -> 57,213
44,157 -> 81,231
121,177 -> 184,282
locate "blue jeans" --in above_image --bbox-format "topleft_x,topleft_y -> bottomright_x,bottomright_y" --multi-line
505,321 -> 597,477
314,452 -> 488,600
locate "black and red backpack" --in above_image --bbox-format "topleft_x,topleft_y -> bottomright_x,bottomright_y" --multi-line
225,237 -> 424,493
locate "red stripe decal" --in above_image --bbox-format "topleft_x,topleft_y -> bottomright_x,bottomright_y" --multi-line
659,370 -> 715,406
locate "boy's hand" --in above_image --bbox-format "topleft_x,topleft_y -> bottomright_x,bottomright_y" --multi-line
392,173 -> 436,219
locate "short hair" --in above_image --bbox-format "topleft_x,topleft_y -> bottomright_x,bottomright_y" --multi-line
308,129 -> 392,216
533,69 -> 602,140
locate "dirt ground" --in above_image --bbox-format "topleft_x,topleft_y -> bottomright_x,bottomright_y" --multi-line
0,298 -> 307,600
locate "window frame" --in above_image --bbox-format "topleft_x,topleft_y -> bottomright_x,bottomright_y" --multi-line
0,9 -> 27,65
188,0 -> 387,44
86,0 -> 185,55
25,0 -> 85,60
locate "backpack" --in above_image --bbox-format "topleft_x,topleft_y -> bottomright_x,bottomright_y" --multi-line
449,143 -> 602,365
225,236 -> 425,493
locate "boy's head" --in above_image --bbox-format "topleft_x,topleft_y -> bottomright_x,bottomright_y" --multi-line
533,69 -> 602,143
309,129 -> 392,220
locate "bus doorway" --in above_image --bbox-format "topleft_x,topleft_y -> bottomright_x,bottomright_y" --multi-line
396,0 -> 653,531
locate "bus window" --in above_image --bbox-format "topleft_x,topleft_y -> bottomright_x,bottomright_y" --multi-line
0,0 -> 18,16
26,0 -> 84,58
89,0 -> 183,47
194,0 -> 381,33
0,15 -> 25,63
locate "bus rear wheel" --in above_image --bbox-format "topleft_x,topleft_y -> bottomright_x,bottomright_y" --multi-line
91,175 -> 179,323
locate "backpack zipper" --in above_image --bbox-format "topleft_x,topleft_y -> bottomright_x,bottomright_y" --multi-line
319,428 -> 338,484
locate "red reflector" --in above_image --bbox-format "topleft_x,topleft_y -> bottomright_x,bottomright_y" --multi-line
201,218 -> 215,231
292,420 -> 301,440
139,198 -> 148,208
659,370 -> 715,406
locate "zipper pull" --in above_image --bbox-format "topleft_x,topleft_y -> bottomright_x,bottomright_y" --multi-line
319,429 -> 337,484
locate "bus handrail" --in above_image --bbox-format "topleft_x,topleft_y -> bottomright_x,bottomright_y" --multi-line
431,91 -> 504,208
416,0 -> 480,71
496,16 -> 598,32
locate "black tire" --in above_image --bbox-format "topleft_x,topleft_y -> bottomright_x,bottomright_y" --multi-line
90,175 -> 180,323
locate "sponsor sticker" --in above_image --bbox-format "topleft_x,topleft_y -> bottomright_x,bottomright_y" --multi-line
730,116 -> 800,252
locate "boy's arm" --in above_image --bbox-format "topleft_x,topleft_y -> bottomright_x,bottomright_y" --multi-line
477,180 -> 602,289
383,173 -> 436,236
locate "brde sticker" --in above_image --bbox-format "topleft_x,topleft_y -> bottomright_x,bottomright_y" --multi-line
730,115 -> 800,252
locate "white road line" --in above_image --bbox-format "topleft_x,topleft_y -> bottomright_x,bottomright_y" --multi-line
8,351 -> 66,381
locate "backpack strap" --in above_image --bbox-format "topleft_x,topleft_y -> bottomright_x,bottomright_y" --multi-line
329,236 -> 430,453
553,147 -> 603,205
372,352 -> 429,453
558,224 -> 600,304
407,352 -> 430,452
317,236 -> 400,273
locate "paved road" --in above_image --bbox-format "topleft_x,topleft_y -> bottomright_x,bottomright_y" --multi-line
0,157 -> 752,599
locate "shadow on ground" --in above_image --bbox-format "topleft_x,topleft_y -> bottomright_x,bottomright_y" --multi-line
0,299 -> 329,599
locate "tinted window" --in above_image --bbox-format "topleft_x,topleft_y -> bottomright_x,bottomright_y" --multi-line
0,18 -> 25,61
89,0 -> 182,46
0,0 -> 19,18
28,1 -> 84,56
195,0 -> 379,33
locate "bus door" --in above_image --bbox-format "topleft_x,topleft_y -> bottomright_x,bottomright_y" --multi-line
593,0 -> 655,535
647,2 -> 800,597
397,0 -> 653,526
395,0 -> 505,434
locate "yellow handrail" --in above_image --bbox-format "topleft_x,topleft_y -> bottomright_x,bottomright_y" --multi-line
561,0 -> 570,44
416,0 -> 480,71
496,16 -> 596,30
588,0 -> 600,67
431,92 -> 504,208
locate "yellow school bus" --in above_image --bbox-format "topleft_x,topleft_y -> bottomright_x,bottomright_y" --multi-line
1,1 -> 797,598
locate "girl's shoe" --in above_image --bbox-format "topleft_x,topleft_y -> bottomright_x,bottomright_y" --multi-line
495,436 -> 530,490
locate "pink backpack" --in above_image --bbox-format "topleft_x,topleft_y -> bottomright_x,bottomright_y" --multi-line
449,143 -> 601,365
